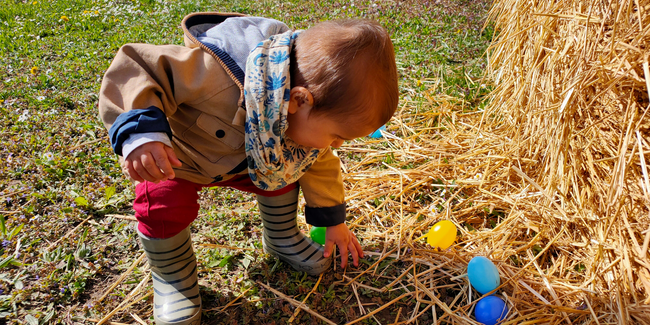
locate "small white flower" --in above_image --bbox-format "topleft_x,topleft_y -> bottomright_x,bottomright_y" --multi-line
43,152 -> 54,161
18,110 -> 29,122
36,96 -> 45,101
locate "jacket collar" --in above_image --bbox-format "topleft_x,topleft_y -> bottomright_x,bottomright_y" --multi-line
181,12 -> 248,88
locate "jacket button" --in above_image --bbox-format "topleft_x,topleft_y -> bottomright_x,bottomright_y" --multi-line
215,130 -> 225,138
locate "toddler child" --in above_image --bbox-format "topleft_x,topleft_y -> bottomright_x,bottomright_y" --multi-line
98,12 -> 398,324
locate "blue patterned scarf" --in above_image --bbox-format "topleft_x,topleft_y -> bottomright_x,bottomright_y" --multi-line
243,30 -> 322,191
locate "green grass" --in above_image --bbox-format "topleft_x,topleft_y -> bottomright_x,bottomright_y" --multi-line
0,0 -> 493,323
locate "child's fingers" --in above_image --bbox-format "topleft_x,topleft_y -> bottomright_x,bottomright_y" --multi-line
351,233 -> 364,259
133,154 -> 165,182
132,161 -> 157,182
323,240 -> 335,258
152,149 -> 176,179
122,160 -> 144,183
348,241 -> 359,267
339,244 -> 349,269
164,146 -> 182,167
142,153 -> 167,181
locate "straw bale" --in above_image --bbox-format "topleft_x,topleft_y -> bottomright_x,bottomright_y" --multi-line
341,0 -> 650,322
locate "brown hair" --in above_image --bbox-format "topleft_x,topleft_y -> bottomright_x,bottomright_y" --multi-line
291,19 -> 398,127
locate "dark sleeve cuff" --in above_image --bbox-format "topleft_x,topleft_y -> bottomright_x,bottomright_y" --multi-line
109,106 -> 172,156
305,202 -> 346,227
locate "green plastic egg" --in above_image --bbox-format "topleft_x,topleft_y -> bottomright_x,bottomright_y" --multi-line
309,226 -> 326,245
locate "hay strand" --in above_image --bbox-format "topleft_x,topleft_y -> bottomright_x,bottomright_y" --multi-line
258,281 -> 337,325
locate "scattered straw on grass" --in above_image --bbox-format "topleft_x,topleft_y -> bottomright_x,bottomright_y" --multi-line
93,0 -> 650,323
97,252 -> 146,304
334,0 -> 650,322
258,281 -> 337,325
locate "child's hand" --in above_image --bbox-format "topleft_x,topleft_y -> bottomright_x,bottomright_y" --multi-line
122,141 -> 182,183
323,223 -> 364,269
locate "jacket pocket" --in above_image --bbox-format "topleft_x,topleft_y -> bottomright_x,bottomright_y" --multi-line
183,113 -> 245,163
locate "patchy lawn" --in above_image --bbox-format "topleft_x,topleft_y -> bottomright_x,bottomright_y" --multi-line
0,0 -> 492,323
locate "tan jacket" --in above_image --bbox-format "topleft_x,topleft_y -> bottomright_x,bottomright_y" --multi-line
98,13 -> 346,225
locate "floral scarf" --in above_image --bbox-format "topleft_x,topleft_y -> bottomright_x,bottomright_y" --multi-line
243,30 -> 321,191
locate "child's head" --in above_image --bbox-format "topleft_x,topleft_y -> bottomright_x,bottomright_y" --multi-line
285,19 -> 398,148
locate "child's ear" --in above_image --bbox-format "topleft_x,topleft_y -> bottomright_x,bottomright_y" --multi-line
288,87 -> 314,114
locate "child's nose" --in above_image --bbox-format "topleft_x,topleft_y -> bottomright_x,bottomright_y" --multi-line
331,139 -> 344,148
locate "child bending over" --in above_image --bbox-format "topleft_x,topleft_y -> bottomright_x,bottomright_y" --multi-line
98,12 -> 398,324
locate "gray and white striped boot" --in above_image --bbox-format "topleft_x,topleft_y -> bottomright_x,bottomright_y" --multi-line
138,227 -> 201,325
257,187 -> 332,276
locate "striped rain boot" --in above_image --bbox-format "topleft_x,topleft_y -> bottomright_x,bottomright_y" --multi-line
138,227 -> 202,325
257,187 -> 332,276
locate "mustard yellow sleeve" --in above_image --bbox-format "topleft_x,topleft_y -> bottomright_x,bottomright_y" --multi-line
298,148 -> 347,227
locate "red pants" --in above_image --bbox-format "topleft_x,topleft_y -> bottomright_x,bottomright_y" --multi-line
134,174 -> 298,238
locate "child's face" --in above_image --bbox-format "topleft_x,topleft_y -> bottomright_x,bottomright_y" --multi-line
285,109 -> 376,149
285,88 -> 376,149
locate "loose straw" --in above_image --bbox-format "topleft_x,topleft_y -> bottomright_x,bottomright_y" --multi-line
258,281 -> 337,325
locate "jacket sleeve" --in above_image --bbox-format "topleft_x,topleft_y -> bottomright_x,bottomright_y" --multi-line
98,43 -> 232,155
298,148 -> 347,227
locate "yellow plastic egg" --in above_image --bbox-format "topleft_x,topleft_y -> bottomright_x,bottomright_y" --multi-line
426,220 -> 457,249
